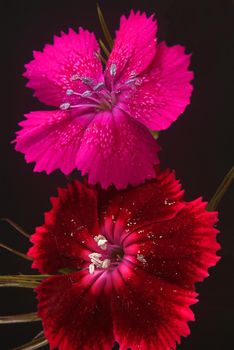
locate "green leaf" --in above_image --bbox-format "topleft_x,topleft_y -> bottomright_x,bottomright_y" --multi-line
95,51 -> 107,64
150,130 -> 159,139
97,4 -> 113,50
0,243 -> 32,261
0,312 -> 40,324
99,39 -> 110,57
207,165 -> 234,211
1,218 -> 30,238
0,274 -> 50,288
13,336 -> 48,350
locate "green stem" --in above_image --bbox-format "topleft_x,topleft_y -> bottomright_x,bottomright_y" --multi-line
207,166 -> 234,211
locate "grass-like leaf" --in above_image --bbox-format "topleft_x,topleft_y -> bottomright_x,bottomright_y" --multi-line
13,336 -> 48,350
0,243 -> 32,261
99,39 -> 110,57
1,218 -> 30,238
0,274 -> 49,288
150,130 -> 159,139
207,165 -> 234,211
0,312 -> 40,324
97,4 -> 113,50
95,51 -> 107,65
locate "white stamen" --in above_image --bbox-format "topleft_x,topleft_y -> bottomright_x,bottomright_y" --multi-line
110,63 -> 117,76
81,90 -> 92,97
93,82 -> 105,91
102,259 -> 111,269
66,89 -> 74,95
89,252 -> 103,266
94,235 -> 108,250
89,263 -> 95,274
88,252 -> 110,274
60,102 -> 70,110
81,77 -> 94,85
137,254 -> 147,264
125,78 -> 137,85
70,74 -> 80,81
70,75 -> 93,85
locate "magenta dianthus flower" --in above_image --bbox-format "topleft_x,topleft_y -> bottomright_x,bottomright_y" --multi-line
15,11 -> 193,189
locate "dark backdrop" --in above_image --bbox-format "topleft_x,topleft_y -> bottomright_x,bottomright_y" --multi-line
0,0 -> 233,349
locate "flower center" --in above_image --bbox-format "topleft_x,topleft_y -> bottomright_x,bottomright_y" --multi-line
88,234 -> 124,274
59,64 -> 141,113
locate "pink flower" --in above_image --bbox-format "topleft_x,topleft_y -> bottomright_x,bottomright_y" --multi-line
28,170 -> 219,350
15,11 -> 193,189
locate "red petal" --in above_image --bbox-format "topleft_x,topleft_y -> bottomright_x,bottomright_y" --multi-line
111,269 -> 197,350
37,271 -> 114,350
100,169 -> 185,243
124,198 -> 220,289
28,181 -> 100,274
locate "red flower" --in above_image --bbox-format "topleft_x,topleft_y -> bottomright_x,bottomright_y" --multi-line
28,170 -> 220,350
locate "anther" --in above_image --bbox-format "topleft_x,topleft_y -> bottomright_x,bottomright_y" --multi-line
94,235 -> 108,250
93,82 -> 105,91
110,63 -> 117,76
137,254 -> 147,264
89,263 -> 95,274
66,89 -> 74,95
81,77 -> 94,85
60,102 -> 70,110
102,259 -> 111,269
70,74 -> 80,81
81,90 -> 92,97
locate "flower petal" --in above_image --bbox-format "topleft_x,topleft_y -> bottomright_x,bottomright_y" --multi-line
127,42 -> 193,130
76,108 -> 160,189
37,272 -> 115,350
105,11 -> 157,83
15,110 -> 94,175
111,269 -> 197,350
124,198 -> 220,289
28,181 -> 100,274
100,170 -> 185,242
24,28 -> 103,106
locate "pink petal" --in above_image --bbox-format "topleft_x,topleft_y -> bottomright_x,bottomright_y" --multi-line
28,181 -> 100,274
76,107 -> 160,189
105,11 -> 157,83
127,42 -> 194,130
15,110 -> 94,175
24,28 -> 103,106
37,272 -> 115,350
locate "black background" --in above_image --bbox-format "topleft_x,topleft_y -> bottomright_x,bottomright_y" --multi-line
0,0 -> 233,349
